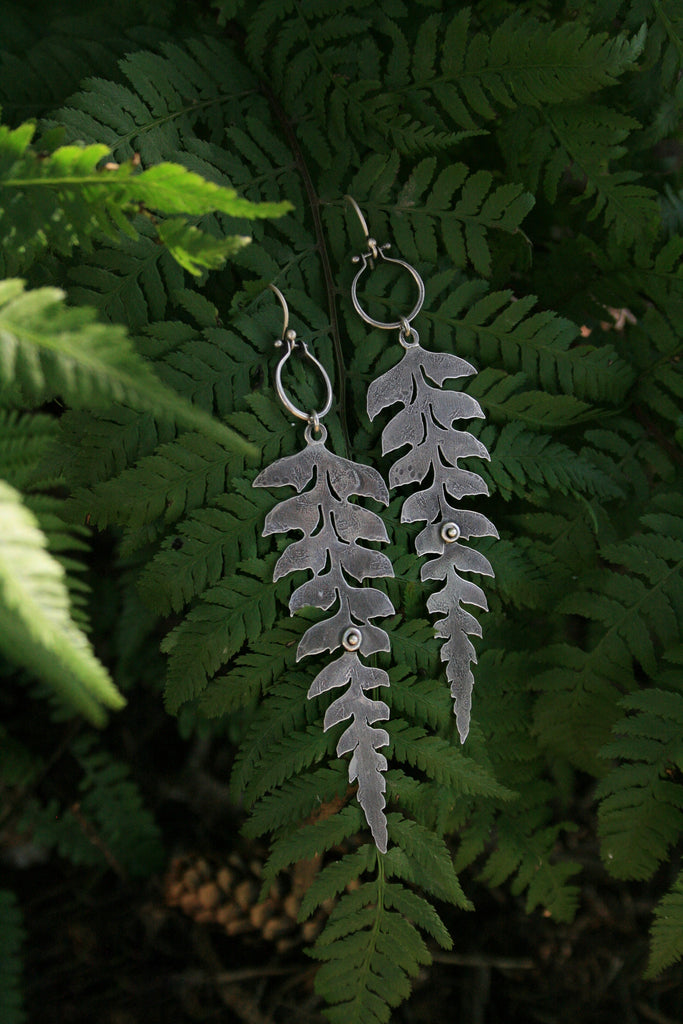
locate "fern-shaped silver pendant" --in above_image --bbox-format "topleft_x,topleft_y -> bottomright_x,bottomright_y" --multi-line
349,215 -> 497,742
254,292 -> 394,851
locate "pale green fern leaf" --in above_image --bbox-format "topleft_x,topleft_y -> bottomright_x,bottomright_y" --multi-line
0,279 -> 254,453
0,121 -> 290,276
0,479 -> 123,725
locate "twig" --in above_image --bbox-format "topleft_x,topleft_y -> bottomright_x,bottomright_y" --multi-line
191,927 -> 275,1024
181,966 -> 296,985
257,83 -> 350,458
432,951 -> 535,970
70,802 -> 127,881
636,1001 -> 683,1024
0,719 -> 81,832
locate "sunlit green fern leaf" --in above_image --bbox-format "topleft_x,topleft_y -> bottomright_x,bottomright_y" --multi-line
0,889 -> 25,1024
0,479 -> 123,725
0,121 -> 290,276
156,219 -> 250,275
0,279 -> 254,453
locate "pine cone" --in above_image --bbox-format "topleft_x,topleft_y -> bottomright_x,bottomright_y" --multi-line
164,849 -> 330,953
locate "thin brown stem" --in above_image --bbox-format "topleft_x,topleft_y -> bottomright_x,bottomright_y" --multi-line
257,91 -> 350,456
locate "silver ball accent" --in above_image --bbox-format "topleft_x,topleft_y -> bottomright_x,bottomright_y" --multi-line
440,521 -> 461,543
342,627 -> 362,651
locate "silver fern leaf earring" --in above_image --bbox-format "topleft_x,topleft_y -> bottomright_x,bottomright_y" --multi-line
346,198 -> 498,744
253,285 -> 395,852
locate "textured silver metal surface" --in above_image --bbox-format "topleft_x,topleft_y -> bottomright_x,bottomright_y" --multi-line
254,432 -> 395,852
367,336 -> 498,743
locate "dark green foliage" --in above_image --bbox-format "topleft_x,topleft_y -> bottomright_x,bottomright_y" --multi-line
0,890 -> 25,1024
1,0 -> 683,1019
18,734 -> 164,877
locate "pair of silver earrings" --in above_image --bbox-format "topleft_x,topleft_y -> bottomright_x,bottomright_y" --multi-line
253,200 -> 497,852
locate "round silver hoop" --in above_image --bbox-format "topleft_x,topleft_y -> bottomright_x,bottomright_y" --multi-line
274,337 -> 333,424
350,246 -> 425,331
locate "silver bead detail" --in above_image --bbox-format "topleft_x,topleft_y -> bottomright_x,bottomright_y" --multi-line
342,627 -> 362,651
440,521 -> 461,543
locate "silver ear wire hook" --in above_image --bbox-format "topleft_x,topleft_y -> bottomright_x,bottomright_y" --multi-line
267,283 -> 333,428
346,198 -> 426,331
345,195 -> 371,242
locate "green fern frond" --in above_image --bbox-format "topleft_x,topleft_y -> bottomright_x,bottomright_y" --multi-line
138,481 -> 271,613
244,765 -> 350,841
312,886 -> 431,1024
531,498 -> 683,772
385,813 -> 471,907
0,279 -> 255,453
631,306 -> 683,424
0,120 -> 289,276
499,103 -> 659,246
560,501 -> 683,677
67,432 -> 252,541
482,422 -> 624,500
0,408 -> 57,489
263,805 -> 365,884
230,674 -> 318,798
161,560 -> 284,712
388,665 -> 452,732
0,479 -> 123,725
427,273 -> 635,404
479,814 -> 581,921
242,725 -> 335,805
390,721 -> 514,801
597,688 -> 683,879
0,6 -> 168,123
468,367 -> 592,427
417,11 -> 644,125
646,869 -> 683,978
349,154 -> 533,277
156,218 -> 250,275
248,5 -> 642,149
0,890 -> 25,1024
298,844 -> 377,919
19,733 -> 164,876
199,618 -> 307,717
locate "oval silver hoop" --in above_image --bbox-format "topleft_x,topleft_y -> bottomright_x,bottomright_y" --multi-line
274,337 -> 333,424
350,246 -> 426,331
